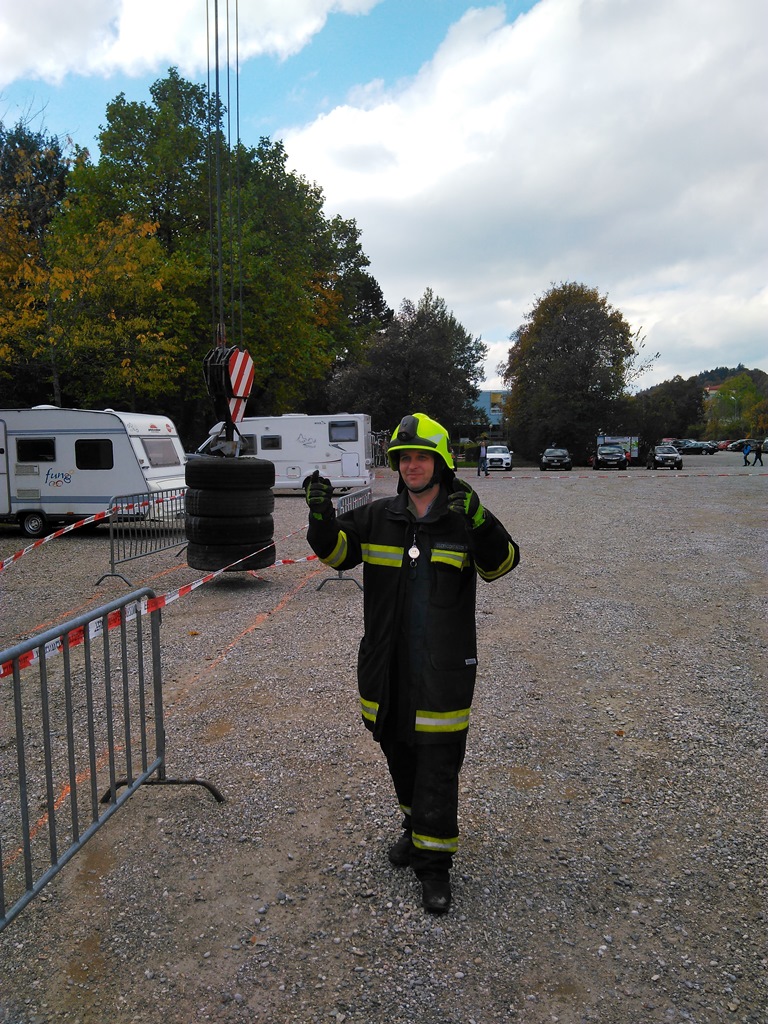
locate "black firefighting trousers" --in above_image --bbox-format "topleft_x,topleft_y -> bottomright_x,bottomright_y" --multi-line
379,730 -> 467,879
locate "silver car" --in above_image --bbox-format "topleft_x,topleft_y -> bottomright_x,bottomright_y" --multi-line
486,445 -> 513,471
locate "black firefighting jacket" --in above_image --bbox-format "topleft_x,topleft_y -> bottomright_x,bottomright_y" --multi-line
307,481 -> 519,744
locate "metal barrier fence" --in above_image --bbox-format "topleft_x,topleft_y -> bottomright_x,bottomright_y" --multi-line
316,486 -> 372,591
97,487 -> 187,587
0,588 -> 221,933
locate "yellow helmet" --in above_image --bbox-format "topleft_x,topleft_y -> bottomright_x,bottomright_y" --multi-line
387,413 -> 455,471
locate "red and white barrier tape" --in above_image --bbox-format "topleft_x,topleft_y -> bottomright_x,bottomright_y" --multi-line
0,492 -> 186,574
0,510 -> 112,572
145,547 -> 320,613
0,541 -> 321,679
0,602 -> 143,679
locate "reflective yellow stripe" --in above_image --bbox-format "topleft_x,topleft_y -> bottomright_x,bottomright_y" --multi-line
412,831 -> 459,854
322,531 -> 348,569
414,707 -> 470,733
361,543 -> 403,567
477,541 -> 517,581
431,547 -> 469,569
360,696 -> 379,724
399,803 -> 412,816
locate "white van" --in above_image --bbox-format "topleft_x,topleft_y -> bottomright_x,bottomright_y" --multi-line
197,413 -> 374,491
0,406 -> 187,536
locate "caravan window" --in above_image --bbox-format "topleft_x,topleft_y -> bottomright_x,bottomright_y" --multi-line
329,420 -> 358,442
16,438 -> 56,462
141,437 -> 182,467
260,435 -> 282,451
76,439 -> 114,470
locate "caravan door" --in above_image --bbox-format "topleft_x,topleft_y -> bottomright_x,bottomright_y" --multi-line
0,420 -> 8,515
341,451 -> 360,478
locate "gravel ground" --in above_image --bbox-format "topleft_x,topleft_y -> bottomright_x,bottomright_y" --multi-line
0,453 -> 766,1024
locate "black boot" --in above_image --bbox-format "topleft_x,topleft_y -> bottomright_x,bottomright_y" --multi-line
421,876 -> 451,914
388,831 -> 413,867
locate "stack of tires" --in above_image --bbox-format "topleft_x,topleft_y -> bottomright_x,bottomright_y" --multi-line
184,455 -> 276,571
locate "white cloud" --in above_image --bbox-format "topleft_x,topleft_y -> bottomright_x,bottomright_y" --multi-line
0,0 -> 380,85
1,0 -> 765,388
282,0 -> 768,386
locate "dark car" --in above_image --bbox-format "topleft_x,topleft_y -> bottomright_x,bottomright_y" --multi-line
593,444 -> 627,470
674,440 -> 717,455
726,438 -> 760,452
646,444 -> 683,470
540,447 -> 572,471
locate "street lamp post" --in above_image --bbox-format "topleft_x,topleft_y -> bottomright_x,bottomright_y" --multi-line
729,394 -> 740,429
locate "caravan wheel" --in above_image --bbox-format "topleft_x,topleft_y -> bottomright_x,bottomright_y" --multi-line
19,511 -> 49,538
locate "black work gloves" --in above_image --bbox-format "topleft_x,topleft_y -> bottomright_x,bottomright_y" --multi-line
447,478 -> 486,529
303,470 -> 334,520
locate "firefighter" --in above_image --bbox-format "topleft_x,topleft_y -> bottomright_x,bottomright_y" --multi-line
305,413 -> 520,913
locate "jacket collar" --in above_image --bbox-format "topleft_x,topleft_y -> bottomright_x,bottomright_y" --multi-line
387,484 -> 450,523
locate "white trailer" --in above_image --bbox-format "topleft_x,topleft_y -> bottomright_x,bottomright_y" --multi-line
197,413 -> 374,491
0,406 -> 187,536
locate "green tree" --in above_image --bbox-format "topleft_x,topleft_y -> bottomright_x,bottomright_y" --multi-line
707,371 -> 764,437
0,122 -> 73,404
1,71 -> 384,437
224,138 -> 375,413
74,76 -> 378,423
329,288 -> 487,433
82,68 -> 213,253
0,187 -> 193,409
1,108 -> 208,413
628,375 -> 706,445
0,122 -> 68,238
500,282 -> 648,461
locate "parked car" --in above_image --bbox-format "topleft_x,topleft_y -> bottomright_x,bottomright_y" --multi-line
674,440 -> 717,454
593,444 -> 628,470
486,444 -> 513,471
717,439 -> 732,450
646,444 -> 683,470
727,439 -> 760,452
540,447 -> 572,471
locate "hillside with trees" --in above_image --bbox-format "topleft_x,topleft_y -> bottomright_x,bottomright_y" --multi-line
2,87 -> 763,453
498,284 -> 766,462
628,367 -> 767,448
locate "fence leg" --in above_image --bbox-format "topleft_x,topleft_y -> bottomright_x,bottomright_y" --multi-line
101,776 -> 225,803
317,569 -> 363,592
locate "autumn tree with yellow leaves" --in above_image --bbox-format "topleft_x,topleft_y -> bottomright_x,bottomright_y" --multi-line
0,71 -> 387,442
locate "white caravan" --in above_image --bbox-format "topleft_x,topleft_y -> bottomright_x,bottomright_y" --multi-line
0,406 -> 187,536
197,413 -> 374,491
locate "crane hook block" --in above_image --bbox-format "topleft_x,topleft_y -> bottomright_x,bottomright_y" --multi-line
203,345 -> 255,424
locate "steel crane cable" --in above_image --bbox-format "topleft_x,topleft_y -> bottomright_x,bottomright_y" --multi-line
205,0 -> 242,350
